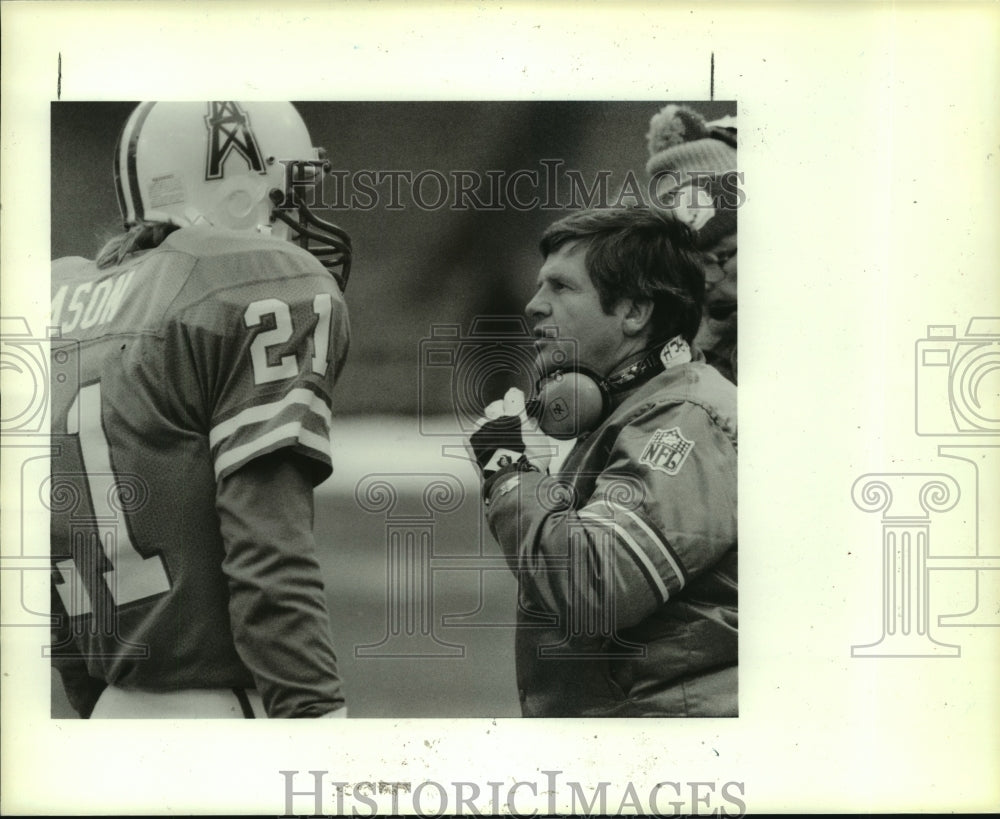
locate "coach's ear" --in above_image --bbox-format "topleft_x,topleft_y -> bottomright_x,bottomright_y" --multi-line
618,298 -> 654,338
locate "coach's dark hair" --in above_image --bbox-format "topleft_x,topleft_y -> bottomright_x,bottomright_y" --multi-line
539,207 -> 705,344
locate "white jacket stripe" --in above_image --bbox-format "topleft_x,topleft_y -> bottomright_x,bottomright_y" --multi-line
581,499 -> 686,596
578,507 -> 671,603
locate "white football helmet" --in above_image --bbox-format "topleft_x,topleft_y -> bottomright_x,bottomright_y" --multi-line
113,101 -> 352,289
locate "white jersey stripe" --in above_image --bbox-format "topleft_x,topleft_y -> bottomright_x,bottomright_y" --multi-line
213,422 -> 330,479
578,508 -> 671,603
209,387 -> 332,449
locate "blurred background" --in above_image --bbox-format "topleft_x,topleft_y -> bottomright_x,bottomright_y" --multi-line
50,100 -> 736,718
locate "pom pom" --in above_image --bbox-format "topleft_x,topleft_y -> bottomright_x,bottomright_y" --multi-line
645,104 -> 710,157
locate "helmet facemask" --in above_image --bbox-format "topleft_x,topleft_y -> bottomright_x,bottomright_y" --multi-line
269,157 -> 352,293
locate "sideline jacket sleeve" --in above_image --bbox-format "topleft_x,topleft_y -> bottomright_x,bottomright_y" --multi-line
216,452 -> 346,717
486,400 -> 737,629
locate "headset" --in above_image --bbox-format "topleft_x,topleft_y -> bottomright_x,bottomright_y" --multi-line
526,337 -> 691,440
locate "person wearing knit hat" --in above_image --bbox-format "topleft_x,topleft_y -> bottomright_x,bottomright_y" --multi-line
645,103 -> 738,384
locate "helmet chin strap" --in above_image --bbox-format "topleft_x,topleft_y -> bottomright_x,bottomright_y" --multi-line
183,207 -> 273,237
528,337 -> 690,440
184,208 -> 209,227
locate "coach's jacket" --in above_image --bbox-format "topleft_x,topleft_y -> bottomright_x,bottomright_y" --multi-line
485,342 -> 737,717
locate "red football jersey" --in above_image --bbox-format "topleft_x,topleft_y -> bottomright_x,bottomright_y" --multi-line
49,226 -> 349,716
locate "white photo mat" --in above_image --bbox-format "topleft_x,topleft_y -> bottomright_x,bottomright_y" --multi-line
2,1 -> 998,814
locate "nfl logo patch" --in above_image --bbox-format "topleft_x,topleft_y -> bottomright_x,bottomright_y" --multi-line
639,427 -> 694,476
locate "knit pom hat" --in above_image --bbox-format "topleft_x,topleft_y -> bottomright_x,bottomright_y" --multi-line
645,104 -> 736,178
645,104 -> 737,248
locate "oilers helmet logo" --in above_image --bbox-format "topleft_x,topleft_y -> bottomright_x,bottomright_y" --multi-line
204,102 -> 266,179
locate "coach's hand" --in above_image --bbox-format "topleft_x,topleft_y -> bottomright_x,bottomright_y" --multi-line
466,388 -> 551,480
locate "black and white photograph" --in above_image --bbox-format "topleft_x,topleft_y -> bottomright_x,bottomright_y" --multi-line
48,99 -> 739,722
2,2 -> 998,815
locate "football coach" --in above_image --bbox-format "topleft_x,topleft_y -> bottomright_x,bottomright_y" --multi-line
466,207 -> 738,717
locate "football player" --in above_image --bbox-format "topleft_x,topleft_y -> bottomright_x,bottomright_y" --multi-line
50,102 -> 352,718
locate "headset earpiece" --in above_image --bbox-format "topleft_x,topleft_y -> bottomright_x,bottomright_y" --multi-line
528,368 -> 611,440
526,341 -> 683,440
